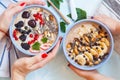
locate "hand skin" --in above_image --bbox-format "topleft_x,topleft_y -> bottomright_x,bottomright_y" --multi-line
12,37 -> 62,80
0,0 -> 45,40
93,14 -> 120,35
68,64 -> 114,80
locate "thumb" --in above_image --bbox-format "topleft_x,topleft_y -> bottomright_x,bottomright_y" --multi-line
9,2 -> 26,16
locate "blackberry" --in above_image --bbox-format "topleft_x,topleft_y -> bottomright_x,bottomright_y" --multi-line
21,43 -> 30,50
15,21 -> 24,28
19,34 -> 26,41
22,11 -> 30,18
28,19 -> 36,28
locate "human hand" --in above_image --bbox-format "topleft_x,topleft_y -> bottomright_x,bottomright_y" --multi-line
11,37 -> 62,80
68,64 -> 98,80
68,64 -> 114,80
0,0 -> 45,39
93,14 -> 120,35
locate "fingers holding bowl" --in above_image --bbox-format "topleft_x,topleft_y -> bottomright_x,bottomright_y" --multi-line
29,37 -> 62,70
6,0 -> 46,17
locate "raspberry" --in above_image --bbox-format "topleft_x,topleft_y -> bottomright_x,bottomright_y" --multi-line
29,34 -> 33,38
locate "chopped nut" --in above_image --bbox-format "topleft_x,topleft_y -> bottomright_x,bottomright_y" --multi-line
94,61 -> 99,65
89,62 -> 93,66
74,48 -> 79,55
66,43 -> 71,48
75,41 -> 79,46
49,15 -> 54,21
100,33 -> 105,37
84,36 -> 89,42
39,8 -> 43,12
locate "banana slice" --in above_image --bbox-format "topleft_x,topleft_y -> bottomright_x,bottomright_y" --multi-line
92,31 -> 98,38
94,42 -> 108,56
101,38 -> 110,47
99,42 -> 108,54
75,54 -> 86,65
90,49 -> 99,58
92,46 -> 104,56
84,52 -> 93,61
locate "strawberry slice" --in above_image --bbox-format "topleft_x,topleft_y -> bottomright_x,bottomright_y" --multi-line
40,43 -> 51,50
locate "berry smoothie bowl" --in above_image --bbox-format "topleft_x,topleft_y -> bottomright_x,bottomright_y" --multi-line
9,5 -> 60,55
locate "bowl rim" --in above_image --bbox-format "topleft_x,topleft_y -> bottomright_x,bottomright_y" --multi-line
63,19 -> 114,70
9,5 -> 60,55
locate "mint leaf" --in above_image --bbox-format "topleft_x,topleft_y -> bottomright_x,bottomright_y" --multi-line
67,8 -> 87,21
47,0 -> 63,9
67,14 -> 72,19
47,1 -> 51,7
76,8 -> 87,21
41,37 -> 48,43
51,0 -> 60,9
60,22 -> 66,33
32,42 -> 40,50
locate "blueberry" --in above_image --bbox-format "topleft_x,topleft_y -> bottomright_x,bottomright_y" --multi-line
28,19 -> 36,28
19,34 -> 26,41
26,29 -> 31,34
22,11 -> 30,18
21,43 -> 30,50
24,26 -> 28,30
21,30 -> 27,34
15,21 -> 24,28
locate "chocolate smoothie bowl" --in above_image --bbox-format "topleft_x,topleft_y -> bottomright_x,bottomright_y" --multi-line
63,19 -> 114,70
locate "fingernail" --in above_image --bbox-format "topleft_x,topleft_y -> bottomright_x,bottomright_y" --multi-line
41,53 -> 48,58
91,16 -> 94,19
67,63 -> 70,67
59,37 -> 63,44
20,2 -> 26,6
